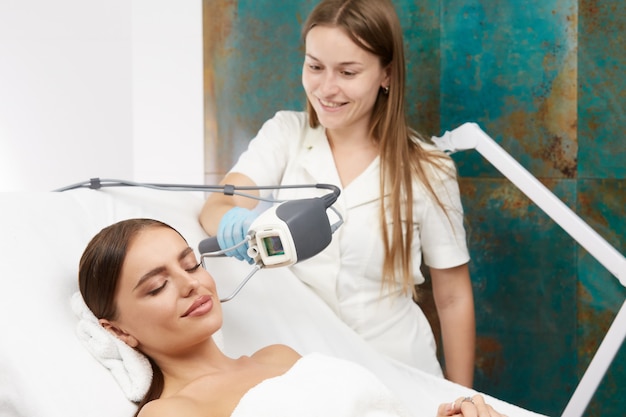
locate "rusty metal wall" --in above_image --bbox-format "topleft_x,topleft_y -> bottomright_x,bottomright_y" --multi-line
203,1 -> 626,415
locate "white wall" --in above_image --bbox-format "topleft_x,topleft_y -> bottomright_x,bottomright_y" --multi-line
0,0 -> 203,191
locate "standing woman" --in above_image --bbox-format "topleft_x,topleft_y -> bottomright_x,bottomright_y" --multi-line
200,0 -> 475,387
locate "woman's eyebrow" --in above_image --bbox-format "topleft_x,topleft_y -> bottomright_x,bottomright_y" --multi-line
133,247 -> 195,290
305,53 -> 363,67
133,267 -> 166,291
179,246 -> 194,261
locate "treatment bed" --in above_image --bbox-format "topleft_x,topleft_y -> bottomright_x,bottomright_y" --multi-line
0,182 -> 544,416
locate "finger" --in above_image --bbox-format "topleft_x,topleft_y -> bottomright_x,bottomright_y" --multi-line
450,396 -> 466,413
226,223 -> 242,259
460,400 -> 478,417
225,223 -> 246,261
471,395 -> 489,416
218,212 -> 236,247
436,401 -> 461,417
232,215 -> 247,245
436,402 -> 450,416
449,397 -> 462,414
216,218 -> 229,251
236,241 -> 250,262
233,219 -> 249,261
472,395 -> 505,417
451,396 -> 476,415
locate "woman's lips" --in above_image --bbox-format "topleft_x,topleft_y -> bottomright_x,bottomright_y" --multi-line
318,97 -> 346,111
182,294 -> 213,317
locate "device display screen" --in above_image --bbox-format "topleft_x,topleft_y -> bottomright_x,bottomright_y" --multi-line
263,235 -> 285,257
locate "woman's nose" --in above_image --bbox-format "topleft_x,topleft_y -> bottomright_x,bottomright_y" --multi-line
318,72 -> 339,96
178,271 -> 200,296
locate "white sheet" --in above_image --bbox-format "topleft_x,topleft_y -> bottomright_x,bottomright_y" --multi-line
0,187 -> 544,417
231,353 -> 411,417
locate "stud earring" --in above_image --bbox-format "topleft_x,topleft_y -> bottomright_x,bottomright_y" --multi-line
382,85 -> 390,95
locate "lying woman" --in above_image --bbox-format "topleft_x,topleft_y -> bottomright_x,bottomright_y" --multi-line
78,218 -> 506,417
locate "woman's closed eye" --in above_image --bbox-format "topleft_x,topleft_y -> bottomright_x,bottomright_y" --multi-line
186,263 -> 202,273
147,280 -> 168,296
145,264 -> 200,296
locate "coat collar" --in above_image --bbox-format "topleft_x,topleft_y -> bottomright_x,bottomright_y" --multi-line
300,127 -> 382,210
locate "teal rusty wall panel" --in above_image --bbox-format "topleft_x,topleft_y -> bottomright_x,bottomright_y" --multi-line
203,1 -> 626,416
400,0 -> 441,136
578,2 -> 626,179
458,177 -> 578,415
440,0 -> 578,180
203,0 -> 315,175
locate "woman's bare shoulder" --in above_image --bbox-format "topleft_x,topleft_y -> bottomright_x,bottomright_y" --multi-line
138,396 -> 200,417
251,344 -> 302,366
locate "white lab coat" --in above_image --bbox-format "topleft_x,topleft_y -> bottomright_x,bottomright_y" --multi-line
230,111 -> 470,376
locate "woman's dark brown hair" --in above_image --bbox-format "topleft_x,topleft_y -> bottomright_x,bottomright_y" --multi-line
78,218 -> 182,414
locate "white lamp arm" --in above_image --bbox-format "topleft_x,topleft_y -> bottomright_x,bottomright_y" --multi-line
432,122 -> 626,286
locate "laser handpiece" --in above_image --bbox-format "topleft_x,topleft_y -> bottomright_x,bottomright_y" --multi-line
198,192 -> 342,302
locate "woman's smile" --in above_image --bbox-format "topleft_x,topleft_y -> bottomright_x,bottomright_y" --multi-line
318,98 -> 346,109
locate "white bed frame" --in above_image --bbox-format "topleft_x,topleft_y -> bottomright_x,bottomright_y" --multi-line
433,123 -> 626,417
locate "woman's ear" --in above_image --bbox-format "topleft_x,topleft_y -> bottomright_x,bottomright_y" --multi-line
99,318 -> 139,348
381,65 -> 391,91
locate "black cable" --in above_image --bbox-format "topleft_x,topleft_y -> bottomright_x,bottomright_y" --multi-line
54,177 -> 341,208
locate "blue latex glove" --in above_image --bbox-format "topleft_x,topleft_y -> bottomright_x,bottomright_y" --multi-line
217,207 -> 259,264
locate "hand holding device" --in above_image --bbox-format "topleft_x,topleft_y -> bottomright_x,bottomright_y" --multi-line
199,184 -> 342,302
217,207 -> 259,263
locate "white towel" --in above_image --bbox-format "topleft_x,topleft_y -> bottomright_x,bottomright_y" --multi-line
71,292 -> 152,403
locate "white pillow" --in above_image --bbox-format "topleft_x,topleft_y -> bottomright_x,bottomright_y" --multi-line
0,187 -> 211,417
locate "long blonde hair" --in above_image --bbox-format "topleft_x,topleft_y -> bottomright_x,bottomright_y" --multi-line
302,0 -> 455,297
